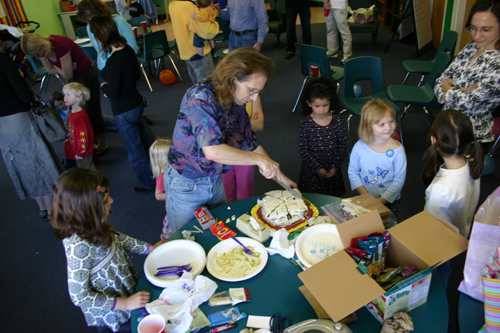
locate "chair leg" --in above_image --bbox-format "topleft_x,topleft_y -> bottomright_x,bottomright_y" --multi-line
276,33 -> 281,49
489,134 -> 500,156
402,72 -> 410,85
417,75 -> 425,87
55,74 -> 65,87
398,114 -> 404,146
168,55 -> 183,82
423,106 -> 434,124
293,77 -> 309,113
140,63 -> 153,92
171,50 -> 187,70
400,104 -> 411,121
39,75 -> 47,94
347,114 -> 353,158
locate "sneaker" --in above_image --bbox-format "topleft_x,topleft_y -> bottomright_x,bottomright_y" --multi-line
326,51 -> 338,58
285,52 -> 295,59
341,57 -> 351,65
134,185 -> 151,193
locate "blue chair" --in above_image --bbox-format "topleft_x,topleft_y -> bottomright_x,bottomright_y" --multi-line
137,30 -> 183,92
401,30 -> 458,86
293,44 -> 344,113
27,56 -> 65,94
342,56 -> 401,151
387,52 -> 452,124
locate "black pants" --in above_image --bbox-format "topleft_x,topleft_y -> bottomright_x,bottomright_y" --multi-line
286,5 -> 312,53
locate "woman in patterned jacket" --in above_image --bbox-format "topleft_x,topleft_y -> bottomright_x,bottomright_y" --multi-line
434,0 -> 500,150
50,168 -> 165,332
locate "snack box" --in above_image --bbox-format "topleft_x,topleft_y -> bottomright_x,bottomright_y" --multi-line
298,210 -> 469,323
210,221 -> 237,241
194,206 -> 216,230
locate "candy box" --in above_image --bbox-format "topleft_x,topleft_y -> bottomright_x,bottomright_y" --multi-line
210,221 -> 237,241
298,210 -> 469,323
194,206 -> 216,230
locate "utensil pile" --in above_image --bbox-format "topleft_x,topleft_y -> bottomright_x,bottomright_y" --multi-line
155,263 -> 192,277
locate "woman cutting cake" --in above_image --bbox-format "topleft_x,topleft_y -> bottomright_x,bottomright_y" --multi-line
166,47 -> 296,233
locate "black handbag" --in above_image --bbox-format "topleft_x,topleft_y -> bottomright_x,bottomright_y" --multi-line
31,92 -> 68,142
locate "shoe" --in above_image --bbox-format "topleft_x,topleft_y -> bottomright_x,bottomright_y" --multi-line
341,57 -> 351,65
134,185 -> 151,193
285,52 -> 295,59
326,51 -> 338,59
96,145 -> 110,155
39,210 -> 48,219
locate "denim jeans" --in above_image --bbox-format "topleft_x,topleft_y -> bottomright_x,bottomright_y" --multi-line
165,167 -> 227,232
229,31 -> 257,52
185,53 -> 215,84
114,103 -> 155,190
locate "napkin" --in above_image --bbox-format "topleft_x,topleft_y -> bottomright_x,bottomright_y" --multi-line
266,229 -> 295,258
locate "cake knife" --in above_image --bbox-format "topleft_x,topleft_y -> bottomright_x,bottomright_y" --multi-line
272,177 -> 303,200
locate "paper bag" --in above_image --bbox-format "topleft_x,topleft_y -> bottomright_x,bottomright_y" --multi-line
459,187 -> 500,301
146,272 -> 217,333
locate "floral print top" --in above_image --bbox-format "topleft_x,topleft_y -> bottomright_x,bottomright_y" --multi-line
434,42 -> 500,142
63,232 -> 150,332
168,81 -> 258,179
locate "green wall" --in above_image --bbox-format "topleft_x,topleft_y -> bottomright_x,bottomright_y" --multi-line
22,0 -> 66,36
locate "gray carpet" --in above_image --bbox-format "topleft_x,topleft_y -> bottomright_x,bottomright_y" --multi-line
0,23 -> 498,332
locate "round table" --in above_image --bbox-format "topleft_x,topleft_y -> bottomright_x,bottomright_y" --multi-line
132,193 -> 449,332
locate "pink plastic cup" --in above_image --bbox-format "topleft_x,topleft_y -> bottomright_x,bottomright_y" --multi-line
311,65 -> 319,77
324,8 -> 330,16
138,314 -> 165,333
141,21 -> 148,31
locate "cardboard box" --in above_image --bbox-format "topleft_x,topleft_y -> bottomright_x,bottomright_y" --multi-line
298,210 -> 469,323
194,206 -> 216,230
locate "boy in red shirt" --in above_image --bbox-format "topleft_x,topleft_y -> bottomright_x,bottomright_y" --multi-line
63,83 -> 96,170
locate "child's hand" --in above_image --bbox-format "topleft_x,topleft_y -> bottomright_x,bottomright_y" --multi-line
191,12 -> 196,19
377,197 -> 387,204
126,291 -> 150,310
75,155 -> 83,160
151,240 -> 167,251
317,168 -> 329,178
326,168 -> 337,178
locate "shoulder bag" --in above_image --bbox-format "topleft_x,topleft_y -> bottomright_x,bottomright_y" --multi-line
31,92 -> 68,142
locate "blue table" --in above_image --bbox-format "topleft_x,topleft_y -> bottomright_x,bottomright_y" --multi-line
132,194 -> 449,332
459,292 -> 485,332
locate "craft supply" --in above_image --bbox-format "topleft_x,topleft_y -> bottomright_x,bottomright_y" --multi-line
210,221 -> 237,241
208,307 -> 246,327
209,288 -> 251,307
194,225 -> 204,233
195,207 -> 217,230
236,214 -> 270,243
269,314 -> 291,333
205,322 -> 237,333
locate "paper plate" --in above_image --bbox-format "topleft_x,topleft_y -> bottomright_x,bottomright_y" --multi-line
223,49 -> 229,54
295,224 -> 343,268
144,240 -> 206,287
206,237 -> 268,282
74,37 -> 90,44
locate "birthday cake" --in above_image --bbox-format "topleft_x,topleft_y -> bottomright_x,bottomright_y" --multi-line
258,190 -> 308,227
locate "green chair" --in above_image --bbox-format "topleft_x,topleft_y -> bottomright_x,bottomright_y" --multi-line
167,39 -> 187,69
267,0 -> 286,49
213,16 -> 231,58
342,56 -> 401,151
401,30 -> 458,85
387,52 -> 452,124
137,30 -> 183,92
348,0 -> 380,48
292,44 -> 344,113
27,56 -> 65,94
76,26 -> 89,39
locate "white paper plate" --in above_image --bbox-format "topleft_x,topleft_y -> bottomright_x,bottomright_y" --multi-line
144,240 -> 206,287
295,224 -> 343,268
206,237 -> 268,282
223,49 -> 229,54
74,37 -> 90,44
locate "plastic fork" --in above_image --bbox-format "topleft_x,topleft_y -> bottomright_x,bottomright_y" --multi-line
231,236 -> 255,255
155,269 -> 185,277
157,263 -> 192,271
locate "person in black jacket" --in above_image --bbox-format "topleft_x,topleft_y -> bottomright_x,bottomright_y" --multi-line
89,14 -> 156,193
0,49 -> 63,218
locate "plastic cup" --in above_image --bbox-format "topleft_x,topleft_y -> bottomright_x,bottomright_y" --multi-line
133,27 -> 138,37
311,65 -> 319,77
141,21 -> 148,31
324,8 -> 330,16
138,314 -> 165,333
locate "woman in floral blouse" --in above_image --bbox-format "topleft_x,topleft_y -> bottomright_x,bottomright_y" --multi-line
434,0 -> 500,147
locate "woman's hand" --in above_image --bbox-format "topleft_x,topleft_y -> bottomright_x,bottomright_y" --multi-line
324,1 -> 331,9
440,78 -> 453,102
257,155 -> 280,179
465,82 -> 479,93
116,291 -> 150,310
277,172 -> 298,189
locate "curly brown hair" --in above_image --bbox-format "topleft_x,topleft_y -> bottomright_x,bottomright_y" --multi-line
204,47 -> 274,110
50,168 -> 118,248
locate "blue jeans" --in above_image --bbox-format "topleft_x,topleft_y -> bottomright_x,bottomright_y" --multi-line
229,31 -> 257,52
165,167 -> 227,232
185,53 -> 215,84
114,103 -> 155,190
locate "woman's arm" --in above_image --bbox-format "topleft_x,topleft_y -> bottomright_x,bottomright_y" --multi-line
100,61 -> 122,100
51,51 -> 75,79
249,96 -> 264,132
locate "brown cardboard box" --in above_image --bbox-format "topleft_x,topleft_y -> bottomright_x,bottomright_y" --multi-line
298,210 -> 469,323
